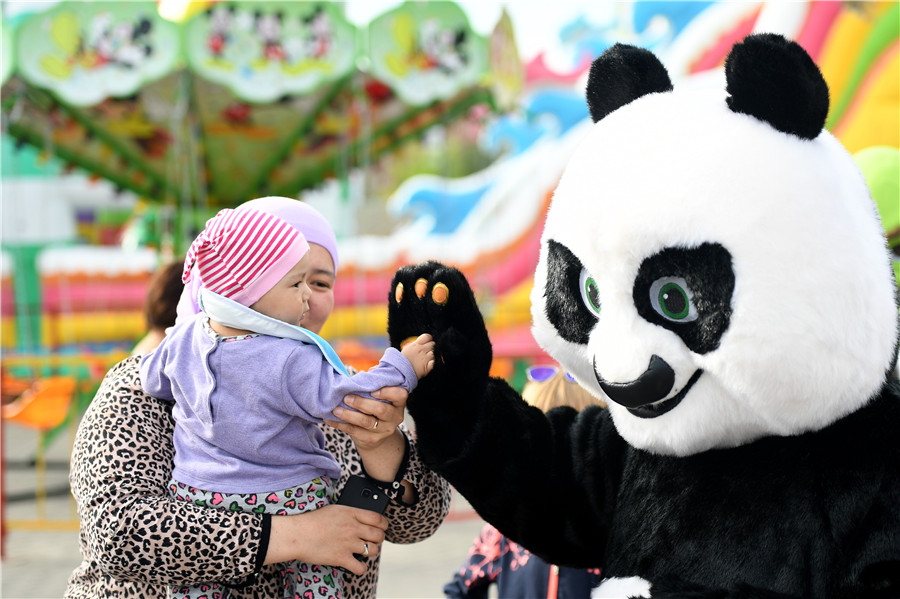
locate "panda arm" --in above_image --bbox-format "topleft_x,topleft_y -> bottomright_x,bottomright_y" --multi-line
392,261 -> 623,567
411,374 -> 626,569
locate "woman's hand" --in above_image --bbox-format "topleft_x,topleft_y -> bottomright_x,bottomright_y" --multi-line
267,504 -> 388,575
326,386 -> 416,502
327,386 -> 408,451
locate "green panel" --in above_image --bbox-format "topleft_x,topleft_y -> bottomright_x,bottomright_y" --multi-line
15,1 -> 182,107
190,75 -> 339,206
854,145 -> 900,245
267,84 -> 494,198
1,134 -> 63,178
183,2 -> 357,103
1,20 -> 13,85
2,73 -> 192,201
367,1 -> 489,106
1,244 -> 46,351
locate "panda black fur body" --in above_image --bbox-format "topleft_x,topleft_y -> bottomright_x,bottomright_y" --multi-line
392,34 -> 900,597
451,378 -> 900,596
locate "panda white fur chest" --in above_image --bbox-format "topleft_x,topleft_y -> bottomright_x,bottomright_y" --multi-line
400,33 -> 900,598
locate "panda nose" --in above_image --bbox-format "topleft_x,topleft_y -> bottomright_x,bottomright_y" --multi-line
596,355 -> 675,408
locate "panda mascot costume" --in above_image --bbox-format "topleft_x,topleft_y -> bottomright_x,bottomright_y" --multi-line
386,33 -> 900,597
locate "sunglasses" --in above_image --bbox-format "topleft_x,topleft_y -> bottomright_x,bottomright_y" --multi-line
526,365 -> 577,383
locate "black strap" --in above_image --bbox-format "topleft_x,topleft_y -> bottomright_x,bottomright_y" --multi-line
361,429 -> 411,504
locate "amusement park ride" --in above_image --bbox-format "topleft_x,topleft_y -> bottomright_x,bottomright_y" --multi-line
0,0 -> 897,539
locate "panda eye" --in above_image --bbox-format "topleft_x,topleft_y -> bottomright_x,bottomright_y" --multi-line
579,269 -> 601,316
649,277 -> 698,322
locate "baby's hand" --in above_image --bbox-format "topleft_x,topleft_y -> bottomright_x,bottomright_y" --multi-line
401,333 -> 435,379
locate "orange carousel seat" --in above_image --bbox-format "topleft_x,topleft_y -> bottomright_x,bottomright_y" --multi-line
1,370 -> 32,403
1,376 -> 76,430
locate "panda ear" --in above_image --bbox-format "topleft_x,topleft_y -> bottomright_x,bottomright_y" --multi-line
725,33 -> 829,140
585,43 -> 673,123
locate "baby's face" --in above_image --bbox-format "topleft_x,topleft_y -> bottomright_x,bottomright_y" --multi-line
251,252 -> 313,327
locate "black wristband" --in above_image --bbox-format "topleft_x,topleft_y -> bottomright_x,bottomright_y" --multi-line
255,513 -> 272,572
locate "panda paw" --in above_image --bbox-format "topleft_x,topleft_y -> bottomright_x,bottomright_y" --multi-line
387,261 -> 492,410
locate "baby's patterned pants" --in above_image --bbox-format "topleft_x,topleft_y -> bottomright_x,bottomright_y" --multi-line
168,477 -> 341,599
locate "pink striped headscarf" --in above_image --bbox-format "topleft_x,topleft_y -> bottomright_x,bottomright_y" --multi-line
183,208 -> 309,307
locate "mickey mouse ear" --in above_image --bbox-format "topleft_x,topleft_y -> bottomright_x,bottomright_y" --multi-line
585,43 -> 673,123
725,33 -> 829,140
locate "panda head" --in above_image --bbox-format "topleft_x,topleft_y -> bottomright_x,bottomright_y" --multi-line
531,34 -> 899,456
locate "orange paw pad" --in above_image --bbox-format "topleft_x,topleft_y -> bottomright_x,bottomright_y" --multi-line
432,282 -> 449,305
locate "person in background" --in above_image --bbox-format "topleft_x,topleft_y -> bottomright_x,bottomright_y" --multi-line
519,365 -> 605,413
66,197 -> 452,599
131,259 -> 184,356
443,365 -> 604,599
142,206 -> 434,599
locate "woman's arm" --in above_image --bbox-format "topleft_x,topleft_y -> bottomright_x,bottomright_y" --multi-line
266,504 -> 387,575
334,391 -> 411,498
327,386 -> 452,544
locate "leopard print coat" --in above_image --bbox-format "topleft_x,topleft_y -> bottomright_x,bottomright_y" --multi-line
65,356 -> 451,598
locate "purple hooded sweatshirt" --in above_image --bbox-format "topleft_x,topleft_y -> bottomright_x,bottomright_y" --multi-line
140,315 -> 417,494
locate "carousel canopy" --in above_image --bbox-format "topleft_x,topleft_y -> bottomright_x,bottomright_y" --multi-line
1,1 -> 507,207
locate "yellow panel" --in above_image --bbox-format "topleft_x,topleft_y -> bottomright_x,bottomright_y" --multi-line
321,305 -> 389,339
818,5 -> 876,103
41,312 -> 145,346
485,277 -> 535,329
1,317 -> 16,349
835,46 -> 900,153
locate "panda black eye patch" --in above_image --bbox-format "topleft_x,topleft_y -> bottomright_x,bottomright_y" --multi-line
633,243 -> 735,354
545,239 -> 597,345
